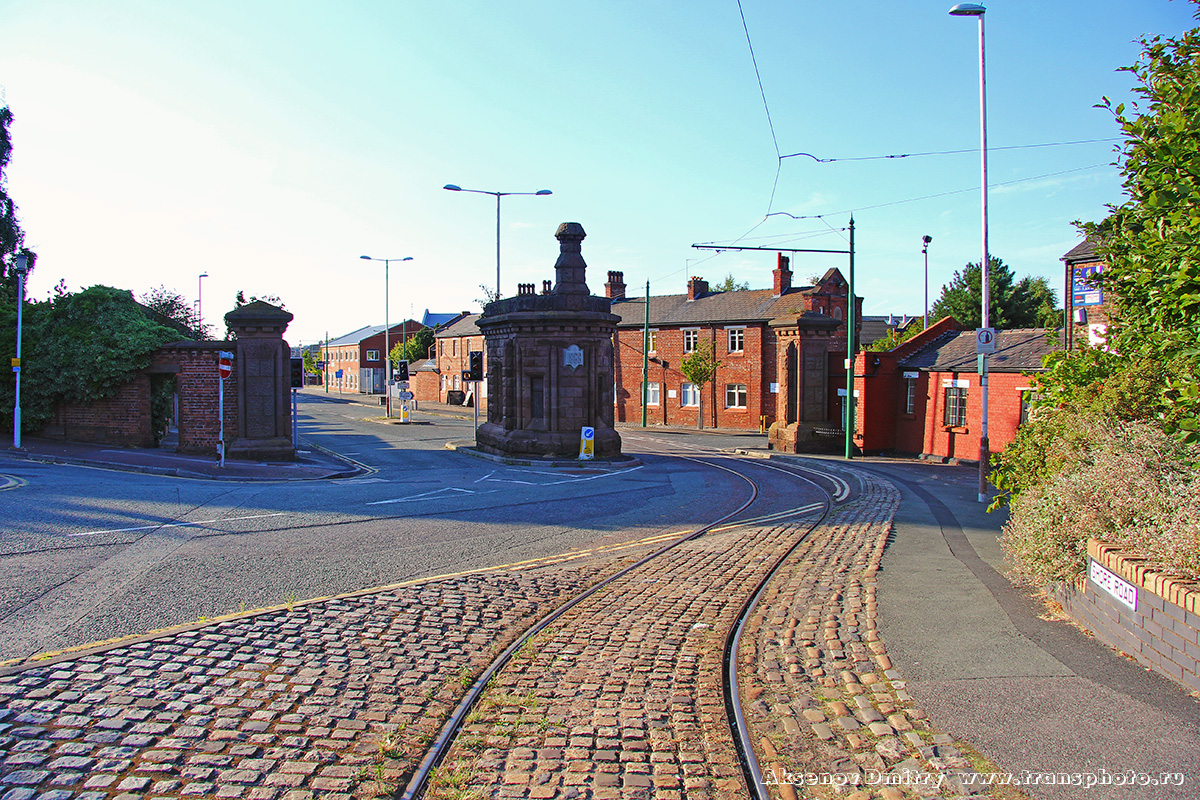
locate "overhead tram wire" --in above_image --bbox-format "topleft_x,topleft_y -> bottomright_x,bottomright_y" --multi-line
779,136 -> 1120,163
735,0 -> 783,219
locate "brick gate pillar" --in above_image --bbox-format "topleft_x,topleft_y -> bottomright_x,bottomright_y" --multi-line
224,301 -> 295,461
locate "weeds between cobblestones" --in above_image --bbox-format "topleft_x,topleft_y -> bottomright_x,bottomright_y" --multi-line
741,467 -> 1026,800
0,565 -> 619,800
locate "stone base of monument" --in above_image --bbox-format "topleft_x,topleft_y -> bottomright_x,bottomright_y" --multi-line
474,422 -> 622,460
227,436 -> 297,462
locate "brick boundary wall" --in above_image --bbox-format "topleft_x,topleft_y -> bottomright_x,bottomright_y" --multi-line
1053,538 -> 1200,694
43,376 -> 155,447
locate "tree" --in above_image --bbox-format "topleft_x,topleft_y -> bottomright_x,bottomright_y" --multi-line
713,273 -> 750,292
388,327 -> 435,368
476,284 -> 500,311
1,104 -> 36,301
1078,4 -> 1200,441
680,338 -> 721,430
141,285 -> 207,339
929,257 -> 1059,329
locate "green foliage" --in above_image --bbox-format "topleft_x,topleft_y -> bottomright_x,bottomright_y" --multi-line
680,338 -> 720,387
865,320 -> 926,352
302,348 -> 319,375
390,326 -> 435,365
1078,9 -> 1200,441
0,286 -> 185,433
930,257 -> 1059,330
713,273 -> 750,292
1,104 -> 37,303
141,285 -> 207,339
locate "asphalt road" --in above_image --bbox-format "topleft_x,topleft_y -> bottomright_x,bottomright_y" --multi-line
0,395 -> 782,663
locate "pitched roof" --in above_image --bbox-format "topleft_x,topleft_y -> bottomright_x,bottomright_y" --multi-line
435,314 -> 481,338
327,324 -> 385,347
1062,236 -> 1100,264
900,328 -> 1062,373
611,285 -> 840,327
423,310 -> 468,328
860,314 -> 920,346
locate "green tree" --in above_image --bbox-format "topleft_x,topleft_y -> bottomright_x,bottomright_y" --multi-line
930,257 -> 1059,329
680,338 -> 721,430
1,104 -> 36,302
713,273 -> 750,292
1078,4 -> 1200,441
141,285 -> 208,339
1,286 -> 183,433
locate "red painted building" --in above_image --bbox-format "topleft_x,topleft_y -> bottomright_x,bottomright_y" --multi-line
852,319 -> 1063,461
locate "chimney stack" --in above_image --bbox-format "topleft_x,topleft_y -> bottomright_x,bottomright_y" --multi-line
605,271 -> 626,300
687,276 -> 709,301
773,253 -> 792,295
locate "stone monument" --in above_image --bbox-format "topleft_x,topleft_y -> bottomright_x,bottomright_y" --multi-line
224,301 -> 296,461
475,223 -> 622,459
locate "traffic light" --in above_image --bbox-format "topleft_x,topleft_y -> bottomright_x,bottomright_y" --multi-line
290,357 -> 304,388
395,359 -> 410,382
467,350 -> 483,382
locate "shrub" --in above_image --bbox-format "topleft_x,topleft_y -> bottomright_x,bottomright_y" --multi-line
1001,414 -> 1200,585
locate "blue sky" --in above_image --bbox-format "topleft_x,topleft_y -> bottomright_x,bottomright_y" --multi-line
1,0 -> 1195,345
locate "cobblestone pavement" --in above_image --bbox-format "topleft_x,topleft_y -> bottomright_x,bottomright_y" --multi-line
0,563 -> 622,800
740,465 -> 1019,800
428,465 -> 1018,800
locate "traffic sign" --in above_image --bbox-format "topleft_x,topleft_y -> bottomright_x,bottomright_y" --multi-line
217,350 -> 234,380
975,328 -> 996,354
579,426 -> 595,460
397,391 -> 414,400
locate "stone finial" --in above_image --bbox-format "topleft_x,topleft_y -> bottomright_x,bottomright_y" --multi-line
553,222 -> 589,295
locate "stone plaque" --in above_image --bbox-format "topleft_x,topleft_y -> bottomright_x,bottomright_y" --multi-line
563,344 -> 584,370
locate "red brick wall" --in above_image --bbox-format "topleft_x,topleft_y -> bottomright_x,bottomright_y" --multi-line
46,377 -> 155,447
154,344 -> 238,455
434,334 -> 487,407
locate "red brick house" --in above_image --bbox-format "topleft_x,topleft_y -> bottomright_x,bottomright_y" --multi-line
607,256 -> 859,432
321,320 -> 424,394
852,318 -> 1063,460
423,314 -> 488,407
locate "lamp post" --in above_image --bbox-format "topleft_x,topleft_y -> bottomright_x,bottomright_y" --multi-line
197,272 -> 208,335
950,2 -> 991,503
10,254 -> 28,449
360,255 -> 413,418
443,184 -> 552,299
921,235 -> 933,329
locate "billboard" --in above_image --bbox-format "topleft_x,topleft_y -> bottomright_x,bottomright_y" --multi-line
1072,264 -> 1104,307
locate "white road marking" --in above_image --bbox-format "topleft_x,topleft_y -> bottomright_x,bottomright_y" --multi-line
69,512 -> 287,537
483,466 -> 643,487
366,487 -> 496,506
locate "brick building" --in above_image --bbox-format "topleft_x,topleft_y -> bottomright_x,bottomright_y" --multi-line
1063,236 -> 1111,350
321,320 -> 424,394
851,319 -> 1062,460
606,257 -> 858,431
423,314 -> 488,407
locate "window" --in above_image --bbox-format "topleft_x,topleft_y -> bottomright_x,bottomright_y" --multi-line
725,383 -> 748,409
833,307 -> 843,321
944,386 -> 968,427
904,378 -> 917,415
727,327 -> 745,353
647,329 -> 658,353
646,382 -> 660,406
439,341 -> 445,356
1019,389 -> 1040,425
366,350 -> 379,362
680,383 -> 699,407
683,329 -> 699,353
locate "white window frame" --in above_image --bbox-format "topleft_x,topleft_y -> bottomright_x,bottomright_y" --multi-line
725,383 -> 748,409
904,378 -> 917,415
943,386 -> 968,427
682,328 -> 699,353
680,382 -> 699,407
366,349 -> 380,362
726,326 -> 745,353
647,329 -> 658,354
646,382 -> 660,406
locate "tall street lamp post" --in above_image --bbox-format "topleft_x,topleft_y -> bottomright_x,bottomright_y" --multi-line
197,272 -> 208,335
921,235 -> 933,329
443,184 -> 552,299
950,2 -> 991,502
10,254 -> 28,449
360,255 -> 413,418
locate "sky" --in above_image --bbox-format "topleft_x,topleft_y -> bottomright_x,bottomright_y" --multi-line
1,0 -> 1196,346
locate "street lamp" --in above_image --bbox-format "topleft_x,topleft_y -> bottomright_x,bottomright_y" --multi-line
10,254 -> 28,449
950,2 -> 991,502
197,272 -> 208,335
921,235 -> 933,329
443,184 -> 552,299
360,255 -> 413,418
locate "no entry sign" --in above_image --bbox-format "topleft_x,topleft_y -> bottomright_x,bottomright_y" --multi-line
218,350 -> 234,379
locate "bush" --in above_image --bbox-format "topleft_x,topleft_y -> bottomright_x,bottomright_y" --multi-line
1000,414 -> 1200,585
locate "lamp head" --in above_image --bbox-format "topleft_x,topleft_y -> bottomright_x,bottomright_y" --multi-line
535,189 -> 552,196
443,184 -> 462,191
12,254 -> 28,274
922,235 -> 933,245
949,3 -> 985,15
360,255 -> 372,260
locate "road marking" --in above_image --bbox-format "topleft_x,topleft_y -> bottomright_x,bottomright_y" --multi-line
366,487 -> 496,506
68,512 -> 288,537
483,466 -> 643,487
0,474 -> 26,491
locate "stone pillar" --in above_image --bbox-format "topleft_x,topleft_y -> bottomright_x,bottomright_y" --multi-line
475,223 -> 622,459
224,301 -> 296,461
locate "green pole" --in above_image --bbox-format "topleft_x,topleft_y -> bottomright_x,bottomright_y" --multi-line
641,280 -> 649,427
845,216 -> 856,460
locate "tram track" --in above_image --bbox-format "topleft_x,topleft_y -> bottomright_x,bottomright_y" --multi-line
401,439 -> 845,799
